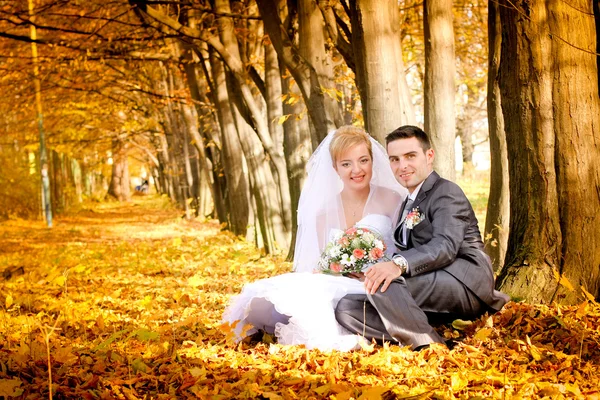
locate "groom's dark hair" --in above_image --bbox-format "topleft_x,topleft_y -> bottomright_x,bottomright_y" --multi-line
386,125 -> 431,151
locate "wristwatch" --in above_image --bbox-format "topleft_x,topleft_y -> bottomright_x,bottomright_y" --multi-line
392,255 -> 408,276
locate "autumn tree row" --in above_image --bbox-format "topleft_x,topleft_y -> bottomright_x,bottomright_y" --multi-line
0,0 -> 598,304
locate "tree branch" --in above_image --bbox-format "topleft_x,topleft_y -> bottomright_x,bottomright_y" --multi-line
317,1 -> 355,72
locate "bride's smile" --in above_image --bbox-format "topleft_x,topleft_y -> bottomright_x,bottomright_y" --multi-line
334,143 -> 373,192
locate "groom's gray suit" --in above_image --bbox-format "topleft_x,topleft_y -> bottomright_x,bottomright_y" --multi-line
335,171 -> 509,349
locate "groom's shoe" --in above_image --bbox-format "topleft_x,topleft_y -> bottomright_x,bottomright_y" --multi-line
242,329 -> 276,345
445,339 -> 458,350
414,339 -> 457,352
413,344 -> 430,352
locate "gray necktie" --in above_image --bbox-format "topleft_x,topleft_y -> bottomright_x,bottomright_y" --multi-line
400,198 -> 414,245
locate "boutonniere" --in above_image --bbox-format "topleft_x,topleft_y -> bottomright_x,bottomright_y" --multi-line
405,207 -> 425,229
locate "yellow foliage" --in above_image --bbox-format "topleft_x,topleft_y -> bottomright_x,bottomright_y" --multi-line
0,197 -> 599,399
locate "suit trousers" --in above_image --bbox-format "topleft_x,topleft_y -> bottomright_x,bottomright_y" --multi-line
335,269 -> 486,350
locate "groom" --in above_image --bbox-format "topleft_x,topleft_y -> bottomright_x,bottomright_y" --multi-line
335,125 -> 509,350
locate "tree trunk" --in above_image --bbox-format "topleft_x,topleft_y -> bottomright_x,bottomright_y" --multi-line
158,64 -> 185,206
595,0 -> 600,97
456,121 -> 474,167
349,0 -> 416,142
210,51 -> 251,235
281,74 -> 312,261
215,0 -> 291,241
496,0 -> 600,304
256,0 -> 338,142
424,0 -> 456,180
180,111 -> 194,220
232,105 -> 289,254
107,138 -> 131,202
50,150 -> 63,213
265,41 -> 292,232
484,0 -> 509,272
298,0 -> 343,146
155,135 -> 173,198
70,158 -> 83,204
177,36 -> 230,224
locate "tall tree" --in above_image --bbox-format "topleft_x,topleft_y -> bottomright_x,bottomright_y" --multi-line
256,0 -> 340,143
107,136 -> 131,201
423,0 -> 456,180
496,0 -> 600,304
264,41 -> 292,232
319,0 -> 416,142
350,0 -> 416,141
206,49 -> 251,235
297,0 -> 342,148
484,0 -> 509,271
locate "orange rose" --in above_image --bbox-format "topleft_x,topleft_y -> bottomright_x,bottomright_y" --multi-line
330,263 -> 342,273
345,227 -> 358,235
369,247 -> 384,260
353,249 -> 366,259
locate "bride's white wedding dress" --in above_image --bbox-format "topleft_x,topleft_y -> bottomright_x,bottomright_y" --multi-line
222,214 -> 395,351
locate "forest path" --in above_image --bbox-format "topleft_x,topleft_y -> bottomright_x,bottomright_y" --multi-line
0,197 -> 598,399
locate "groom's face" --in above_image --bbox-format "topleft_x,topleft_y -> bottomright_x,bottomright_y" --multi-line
387,137 -> 434,193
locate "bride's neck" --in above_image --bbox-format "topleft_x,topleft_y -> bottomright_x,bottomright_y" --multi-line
341,187 -> 370,205
341,187 -> 370,227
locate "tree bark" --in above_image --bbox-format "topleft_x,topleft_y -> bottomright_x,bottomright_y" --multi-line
281,74 -> 312,261
424,0 -> 456,180
265,41 -> 292,232
349,0 -> 416,142
594,0 -> 600,97
232,104 -> 289,254
161,66 -> 186,208
107,138 -> 131,202
209,50 -> 251,235
177,35 -> 230,225
256,0 -> 338,142
484,0 -> 509,272
298,0 -> 343,147
496,0 -> 600,304
214,0 -> 291,241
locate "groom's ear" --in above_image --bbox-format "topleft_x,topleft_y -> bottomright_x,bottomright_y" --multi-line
426,148 -> 435,164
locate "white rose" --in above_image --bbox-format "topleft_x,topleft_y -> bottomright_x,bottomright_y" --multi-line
331,230 -> 343,242
328,245 -> 342,258
374,239 -> 384,250
362,232 -> 375,243
341,253 -> 352,266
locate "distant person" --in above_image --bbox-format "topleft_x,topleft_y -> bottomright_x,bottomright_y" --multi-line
335,125 -> 510,350
135,180 -> 149,194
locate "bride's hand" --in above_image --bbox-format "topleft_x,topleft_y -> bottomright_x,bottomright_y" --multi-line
364,261 -> 402,294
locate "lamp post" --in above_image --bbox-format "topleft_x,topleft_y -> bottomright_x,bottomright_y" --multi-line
29,0 -> 52,227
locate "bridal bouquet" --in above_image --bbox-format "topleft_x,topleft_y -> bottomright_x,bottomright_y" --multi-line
319,227 -> 388,275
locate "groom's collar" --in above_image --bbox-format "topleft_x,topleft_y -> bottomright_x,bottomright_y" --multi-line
413,171 -> 440,204
408,177 -> 427,201
421,170 -> 440,192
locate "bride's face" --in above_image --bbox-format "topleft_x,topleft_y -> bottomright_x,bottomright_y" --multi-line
334,143 -> 373,191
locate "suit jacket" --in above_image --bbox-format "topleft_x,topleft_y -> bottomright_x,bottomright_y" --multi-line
394,171 -> 508,311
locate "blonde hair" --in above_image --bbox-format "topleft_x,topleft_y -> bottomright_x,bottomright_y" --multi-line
329,126 -> 373,164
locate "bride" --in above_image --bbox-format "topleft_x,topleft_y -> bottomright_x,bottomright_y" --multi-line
222,126 -> 407,351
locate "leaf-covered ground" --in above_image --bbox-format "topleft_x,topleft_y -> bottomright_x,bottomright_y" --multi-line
1,197 -> 599,399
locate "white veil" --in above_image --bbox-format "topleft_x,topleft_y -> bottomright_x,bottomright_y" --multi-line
292,129 -> 408,273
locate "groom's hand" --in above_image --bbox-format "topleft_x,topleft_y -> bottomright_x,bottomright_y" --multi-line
364,261 -> 402,294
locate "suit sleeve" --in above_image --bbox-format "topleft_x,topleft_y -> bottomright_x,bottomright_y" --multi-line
401,181 -> 472,276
